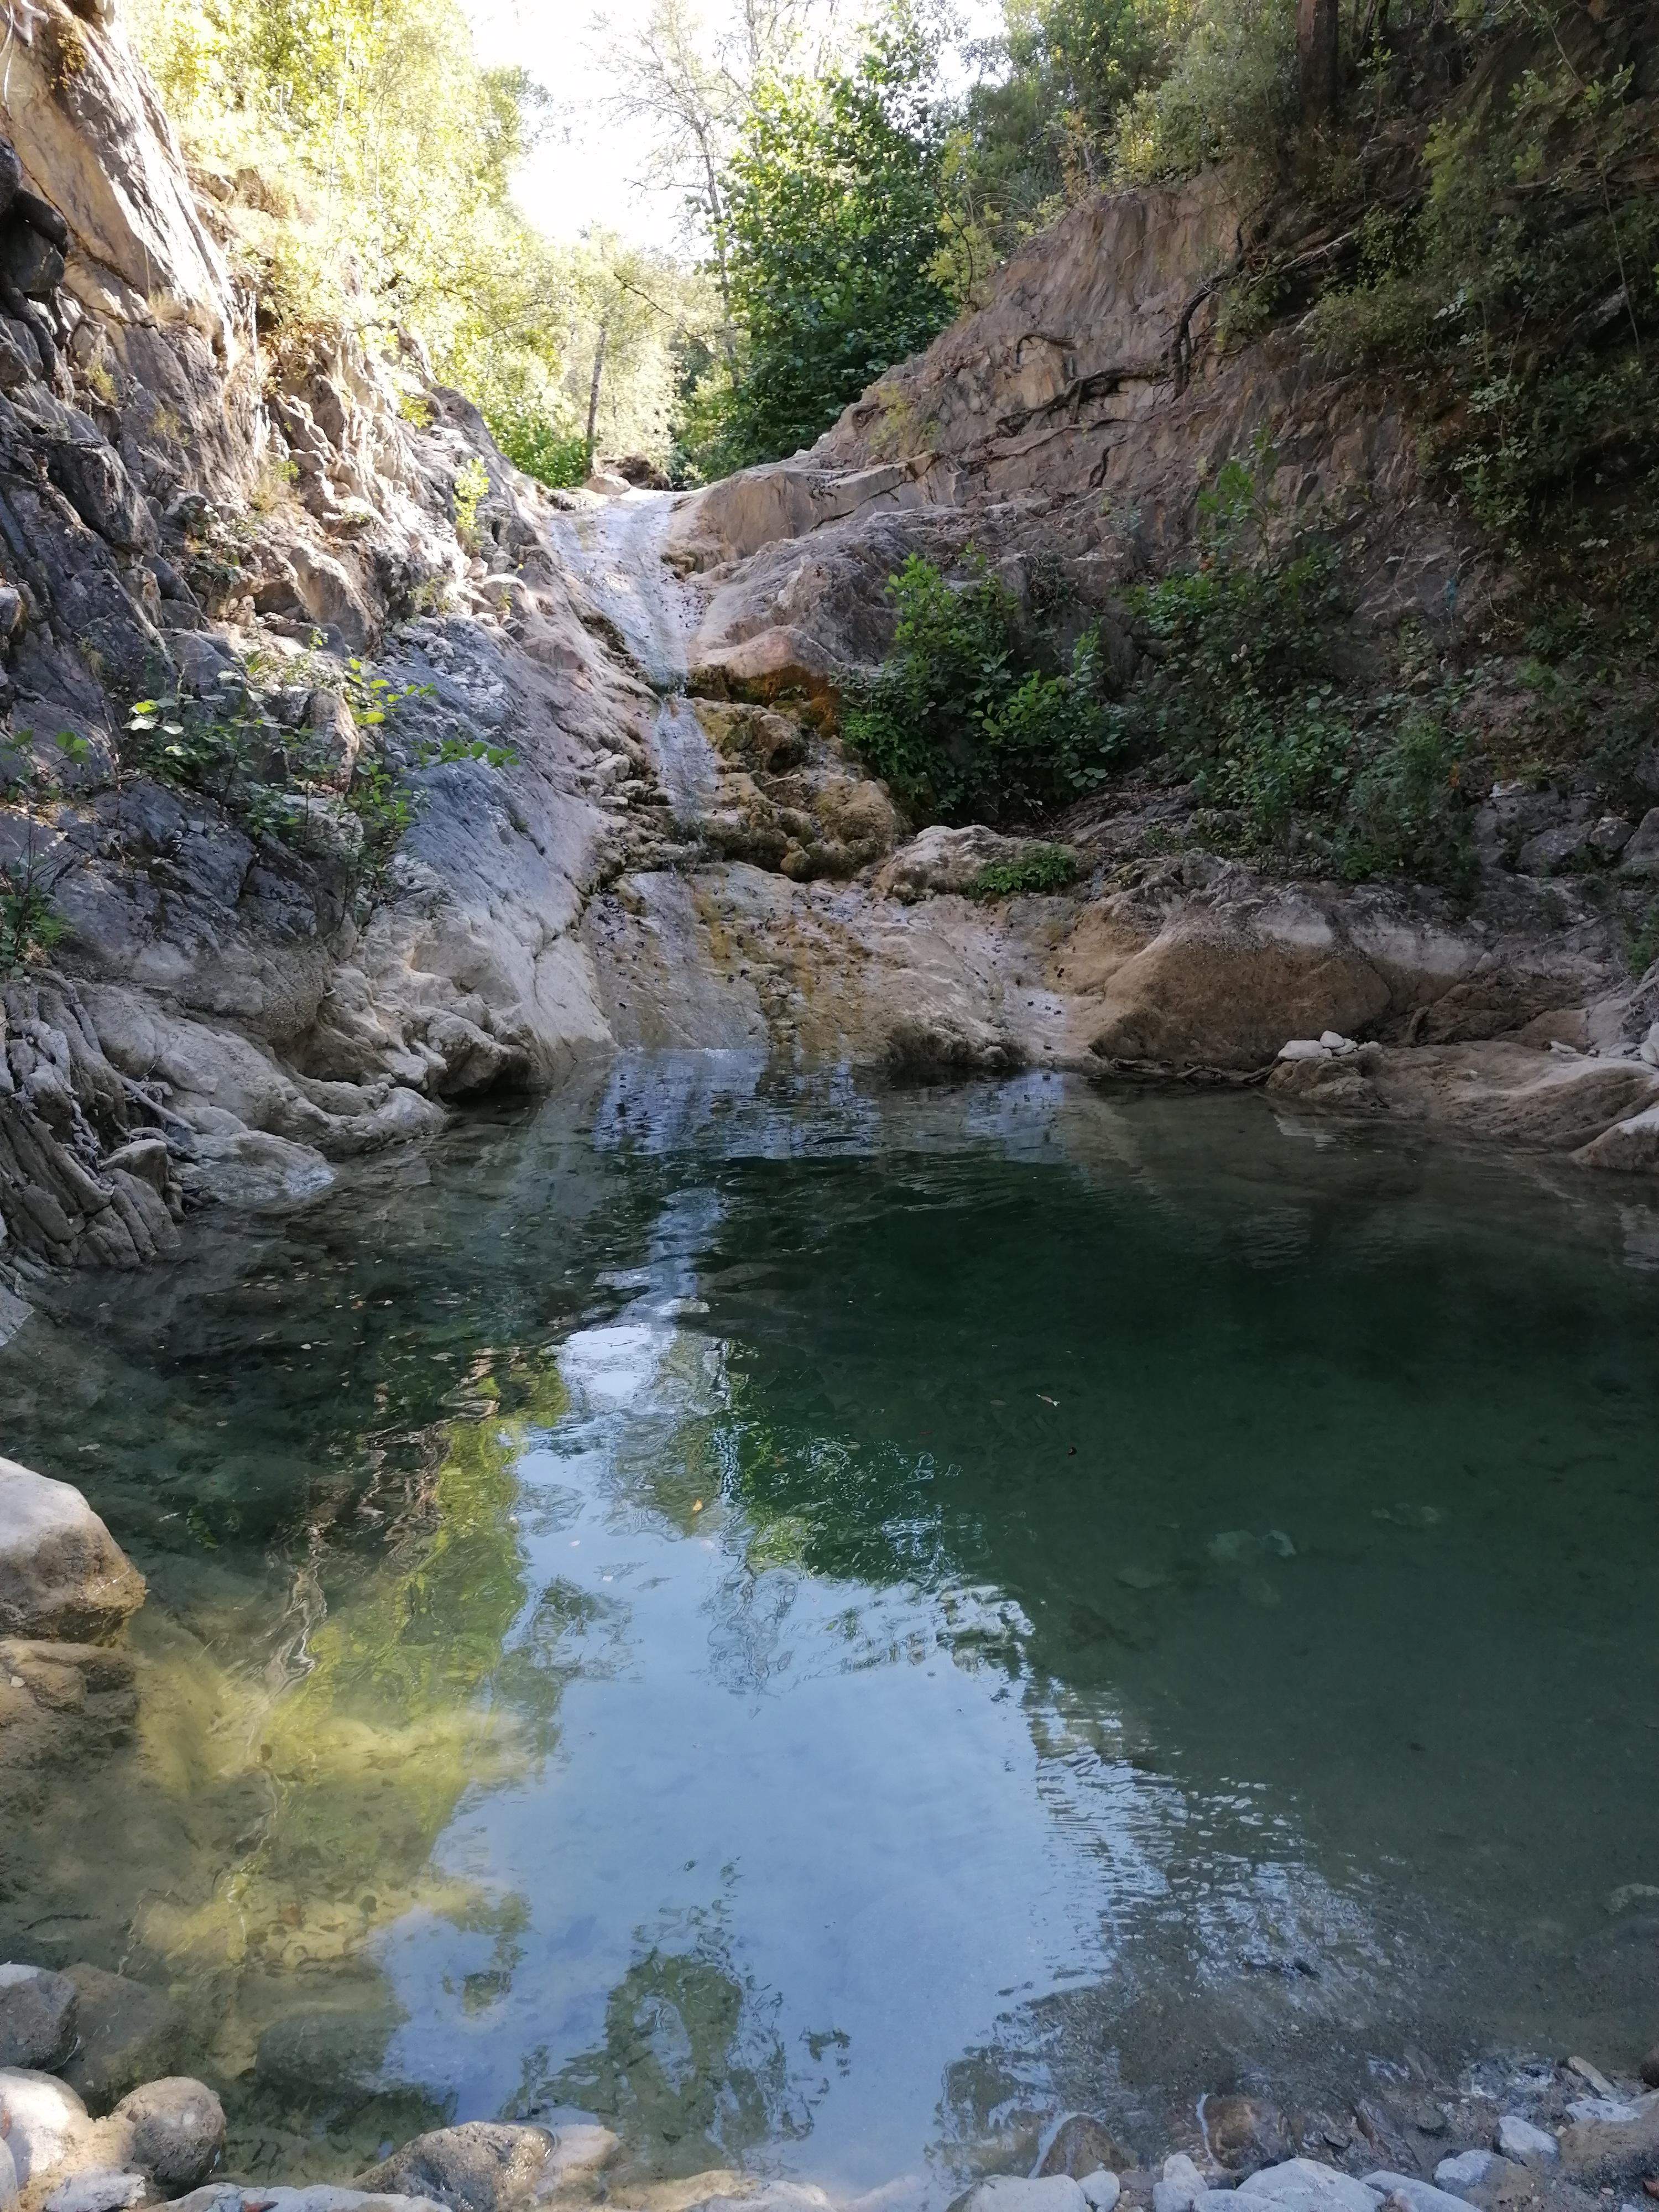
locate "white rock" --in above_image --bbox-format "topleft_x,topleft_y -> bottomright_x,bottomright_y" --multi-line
1154,2157 -> 1207,2212
1,2135 -> 18,2212
1319,1032 -> 1357,1052
1237,2160 -> 1383,2212
0,2068 -> 90,2185
1277,1039 -> 1331,1062
686,2189 -> 836,2212
958,2180 -> 1090,2212
1567,2057 -> 1617,2098
1081,2176 -> 1120,2212
44,2172 -> 146,2212
1362,2173 -> 1474,2212
1565,2099 -> 1642,2126
1494,2118 -> 1556,2166
0,1464 -> 146,1642
1432,2153 -> 1496,2196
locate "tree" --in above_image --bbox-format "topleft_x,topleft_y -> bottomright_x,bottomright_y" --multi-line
713,13 -> 956,468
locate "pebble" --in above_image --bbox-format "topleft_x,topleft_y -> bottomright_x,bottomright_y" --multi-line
1494,2117 -> 1557,2166
1433,2153 -> 1496,2195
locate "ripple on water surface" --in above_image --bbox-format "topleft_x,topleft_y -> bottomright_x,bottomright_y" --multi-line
2,1062 -> 1657,2200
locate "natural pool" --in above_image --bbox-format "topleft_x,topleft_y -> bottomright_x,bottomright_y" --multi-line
3,1062 -> 1657,2203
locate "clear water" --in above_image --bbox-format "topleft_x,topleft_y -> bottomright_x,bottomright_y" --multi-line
3,1062 -> 1658,2200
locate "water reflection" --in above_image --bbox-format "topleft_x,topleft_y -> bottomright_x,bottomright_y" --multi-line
0,1066 -> 1656,2200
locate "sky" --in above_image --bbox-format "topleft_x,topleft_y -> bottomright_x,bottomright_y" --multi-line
462,0 -> 1006,256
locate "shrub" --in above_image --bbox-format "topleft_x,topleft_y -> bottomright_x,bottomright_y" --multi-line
968,843 -> 1080,897
841,552 -> 1124,824
484,401 -> 590,490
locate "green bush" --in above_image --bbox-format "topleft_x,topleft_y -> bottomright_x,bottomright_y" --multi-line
841,551 -> 1124,825
484,401 -> 589,490
968,843 -> 1080,898
1119,457 -> 1477,891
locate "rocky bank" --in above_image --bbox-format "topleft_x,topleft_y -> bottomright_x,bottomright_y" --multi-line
3,0 -> 1659,1310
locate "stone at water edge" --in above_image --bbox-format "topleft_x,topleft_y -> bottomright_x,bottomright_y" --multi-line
953,2178 -> 1092,2212
1080,2179 -> 1119,2212
0,1965 -> 78,2071
1205,2097 -> 1292,2175
0,2068 -> 91,2184
359,2121 -> 617,2212
42,2171 -> 147,2212
0,1463 -> 145,1644
1494,2117 -> 1557,2166
109,2078 -> 226,2191
1432,2152 -> 1496,2196
1153,2154 -> 1208,2212
167,2190 -> 451,2212
1,2135 -> 17,2212
1641,2049 -> 1659,2090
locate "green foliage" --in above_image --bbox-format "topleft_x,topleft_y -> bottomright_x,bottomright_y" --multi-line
968,843 -> 1080,897
0,734 -> 91,971
125,661 -> 513,920
713,17 -> 958,468
1120,457 -> 1477,890
483,401 -> 590,489
1112,0 -> 1293,182
842,551 -> 1124,825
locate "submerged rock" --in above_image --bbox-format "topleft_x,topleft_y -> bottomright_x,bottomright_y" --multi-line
358,2121 -> 616,2212
58,1971 -> 186,2116
0,1966 -> 77,2072
0,1464 -> 145,1644
1206,2097 -> 1291,2175
1036,2115 -> 1133,2183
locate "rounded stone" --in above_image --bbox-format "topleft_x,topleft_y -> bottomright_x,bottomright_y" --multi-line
0,1464 -> 145,1644
0,1965 -> 78,2071
110,2078 -> 225,2190
1641,2046 -> 1659,2089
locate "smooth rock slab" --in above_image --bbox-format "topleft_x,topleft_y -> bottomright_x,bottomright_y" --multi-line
0,1965 -> 77,2071
1431,2154 -> 1496,2197
0,1463 -> 145,1643
1493,2118 -> 1556,2167
1238,2162 -> 1382,2212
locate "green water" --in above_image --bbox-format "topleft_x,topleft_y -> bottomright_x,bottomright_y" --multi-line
3,1062 -> 1657,2201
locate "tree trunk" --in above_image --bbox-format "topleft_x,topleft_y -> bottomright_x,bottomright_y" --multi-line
585,320 -> 609,463
1298,0 -> 1339,121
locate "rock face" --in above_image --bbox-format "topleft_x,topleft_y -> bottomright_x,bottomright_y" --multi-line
0,1461 -> 143,1641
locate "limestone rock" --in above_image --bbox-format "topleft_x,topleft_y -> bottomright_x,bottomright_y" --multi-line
0,2069 -> 90,2185
1236,2161 -> 1381,2212
58,1971 -> 186,2116
1491,2119 -> 1555,2167
1431,2154 -> 1495,2196
955,2178 -> 1090,2212
108,2078 -> 225,2190
877,826 -> 1027,902
41,2173 -> 146,2212
0,1968 -> 77,2072
0,1464 -> 144,1643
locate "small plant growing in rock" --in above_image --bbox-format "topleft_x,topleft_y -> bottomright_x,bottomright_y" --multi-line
452,458 -> 491,549
0,734 -> 90,971
968,844 -> 1079,898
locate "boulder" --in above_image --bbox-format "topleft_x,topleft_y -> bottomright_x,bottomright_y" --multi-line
0,1465 -> 144,1644
288,545 -> 372,650
0,2069 -> 90,2185
1556,2088 -> 1659,2187
0,1966 -> 77,2071
1237,2162 -> 1381,2212
1642,2047 -> 1659,2089
0,2137 -> 15,2212
357,2123 -> 616,2212
109,2078 -> 225,2190
877,826 -> 1026,903
168,2193 -> 447,2212
58,1971 -> 187,2116
1360,2175 -> 1472,2212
